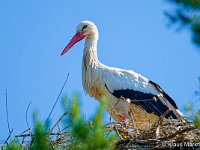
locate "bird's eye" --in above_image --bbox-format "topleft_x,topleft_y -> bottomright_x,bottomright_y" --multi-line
82,25 -> 88,30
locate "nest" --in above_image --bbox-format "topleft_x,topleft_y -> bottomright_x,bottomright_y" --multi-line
104,96 -> 200,149
8,112 -> 200,150
110,118 -> 200,150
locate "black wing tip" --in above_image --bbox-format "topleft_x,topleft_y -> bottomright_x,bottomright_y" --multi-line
149,80 -> 178,109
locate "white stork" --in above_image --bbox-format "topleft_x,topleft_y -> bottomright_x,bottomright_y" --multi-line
60,21 -> 184,129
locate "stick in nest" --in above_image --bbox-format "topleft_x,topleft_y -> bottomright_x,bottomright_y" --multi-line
51,112 -> 68,132
15,131 -> 70,138
152,109 -> 171,128
159,126 -> 197,140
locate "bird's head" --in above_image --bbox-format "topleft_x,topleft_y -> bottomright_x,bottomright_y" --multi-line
61,20 -> 98,56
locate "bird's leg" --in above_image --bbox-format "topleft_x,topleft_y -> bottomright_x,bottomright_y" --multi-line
118,96 -> 126,121
119,96 -> 130,125
122,114 -> 127,121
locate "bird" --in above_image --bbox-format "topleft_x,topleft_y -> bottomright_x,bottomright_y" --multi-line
60,20 -> 184,129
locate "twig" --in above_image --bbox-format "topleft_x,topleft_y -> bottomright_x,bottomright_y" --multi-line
113,125 -> 123,140
5,89 -> 11,134
61,125 -> 71,132
18,128 -> 32,137
51,112 -> 68,132
152,109 -> 171,128
5,88 -> 13,143
25,102 -> 32,130
4,129 -> 13,145
15,131 -> 69,138
44,73 -> 69,128
159,126 -> 196,140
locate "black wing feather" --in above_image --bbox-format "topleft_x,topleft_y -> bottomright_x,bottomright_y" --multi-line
105,84 -> 177,119
149,80 -> 178,109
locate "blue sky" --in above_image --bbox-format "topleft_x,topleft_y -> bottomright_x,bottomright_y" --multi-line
1,0 -> 200,140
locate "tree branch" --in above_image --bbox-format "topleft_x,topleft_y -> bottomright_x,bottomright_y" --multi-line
44,73 -> 69,128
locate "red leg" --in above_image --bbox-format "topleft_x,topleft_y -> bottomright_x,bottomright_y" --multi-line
122,114 -> 127,121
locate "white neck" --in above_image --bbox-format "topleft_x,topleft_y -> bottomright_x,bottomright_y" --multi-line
82,36 -> 103,98
83,37 -> 99,63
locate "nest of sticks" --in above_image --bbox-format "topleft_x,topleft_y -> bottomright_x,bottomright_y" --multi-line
8,97 -> 200,150
105,97 -> 200,149
12,111 -> 200,150
111,118 -> 200,150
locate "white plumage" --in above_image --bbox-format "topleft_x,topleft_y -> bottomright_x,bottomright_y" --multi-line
61,21 -> 183,129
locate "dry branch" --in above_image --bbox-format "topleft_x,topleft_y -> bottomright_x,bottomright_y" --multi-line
44,73 -> 69,128
5,89 -> 11,134
25,102 -> 32,129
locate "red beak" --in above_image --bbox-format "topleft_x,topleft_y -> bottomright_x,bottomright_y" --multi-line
61,32 -> 84,56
